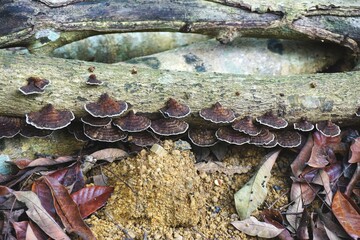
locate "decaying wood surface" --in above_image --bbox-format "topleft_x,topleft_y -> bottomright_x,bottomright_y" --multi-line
0,51 -> 359,127
0,0 -> 359,128
1,0 -> 360,54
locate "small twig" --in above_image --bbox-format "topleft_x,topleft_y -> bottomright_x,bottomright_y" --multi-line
101,165 -> 137,195
103,210 -> 134,240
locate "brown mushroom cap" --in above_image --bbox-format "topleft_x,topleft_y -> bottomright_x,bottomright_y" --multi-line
215,127 -> 250,145
150,118 -> 189,136
349,137 -> 360,163
276,131 -> 302,148
86,74 -> 103,85
315,120 -> 341,137
26,104 -> 75,130
81,115 -> 112,127
127,131 -> 160,147
263,137 -> 278,148
188,128 -> 218,147
84,93 -> 128,118
159,98 -> 191,118
255,111 -> 288,129
199,102 -> 235,123
19,77 -> 50,95
20,124 -> 53,138
293,117 -> 314,132
249,128 -> 275,145
83,123 -> 127,142
113,110 -> 151,132
67,122 -> 89,142
0,116 -> 22,138
232,116 -> 262,136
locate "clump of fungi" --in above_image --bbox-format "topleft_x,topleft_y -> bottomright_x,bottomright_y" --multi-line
3,84 -> 360,153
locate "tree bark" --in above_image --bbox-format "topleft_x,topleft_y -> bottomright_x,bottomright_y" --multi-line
1,0 -> 360,54
0,50 -> 359,127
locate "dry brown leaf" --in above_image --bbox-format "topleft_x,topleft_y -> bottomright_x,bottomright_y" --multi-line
90,148 -> 128,162
71,186 -> 114,218
232,216 -> 284,238
48,163 -> 85,193
286,182 -> 304,230
332,191 -> 360,239
13,191 -> 70,240
12,221 -> 28,240
43,176 -> 96,240
291,134 -> 313,177
12,156 -> 74,169
195,161 -> 251,175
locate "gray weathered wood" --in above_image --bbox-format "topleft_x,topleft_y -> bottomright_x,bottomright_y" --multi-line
0,51 -> 358,127
1,0 -> 359,54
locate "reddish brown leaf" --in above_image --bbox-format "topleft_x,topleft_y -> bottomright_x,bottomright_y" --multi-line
345,163 -> 360,197
12,156 -> 74,169
311,214 -> 329,240
43,176 -> 96,240
299,182 -> 321,205
71,186 -> 114,218
307,144 -> 329,168
291,134 -> 313,177
31,179 -> 59,224
48,163 -> 84,193
349,137 -> 360,163
12,221 -> 28,240
13,191 -> 70,240
316,209 -> 349,239
332,191 -> 360,239
261,210 -> 294,240
26,220 -> 48,240
296,208 -> 310,240
323,162 -> 342,183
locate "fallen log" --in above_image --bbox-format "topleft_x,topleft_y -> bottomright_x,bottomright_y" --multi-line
0,51 -> 359,127
1,0 -> 359,54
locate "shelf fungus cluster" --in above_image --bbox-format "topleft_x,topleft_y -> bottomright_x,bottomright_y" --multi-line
1,92 -> 359,150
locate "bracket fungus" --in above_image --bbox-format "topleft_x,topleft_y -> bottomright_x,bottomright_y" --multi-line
68,122 -> 89,142
113,110 -> 151,132
276,131 -> 302,148
20,124 -> 53,138
81,115 -> 112,127
83,123 -> 127,142
249,128 -> 275,145
18,77 -> 50,95
0,116 -> 22,138
188,128 -> 218,147
150,118 -> 189,136
294,117 -> 314,132
315,120 -> 341,137
84,93 -> 128,118
127,131 -> 160,147
215,127 -> 250,145
232,116 -> 262,136
256,111 -> 288,129
25,104 -> 75,130
159,98 -> 191,118
86,74 -> 103,85
199,102 -> 235,123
